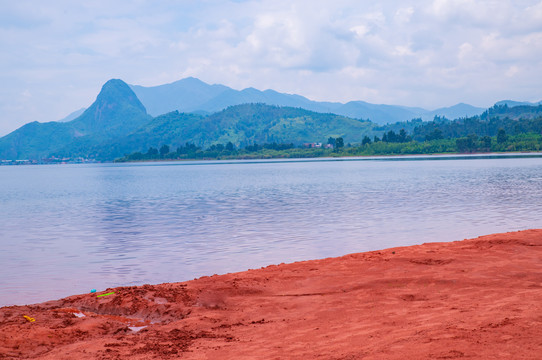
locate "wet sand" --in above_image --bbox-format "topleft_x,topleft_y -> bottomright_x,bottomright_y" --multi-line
1,229 -> 542,359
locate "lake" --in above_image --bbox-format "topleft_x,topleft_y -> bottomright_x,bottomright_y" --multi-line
1,154 -> 541,306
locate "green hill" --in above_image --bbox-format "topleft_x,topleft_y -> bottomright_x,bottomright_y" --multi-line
406,104 -> 542,141
0,79 -> 151,160
109,103 -> 375,156
0,121 -> 76,159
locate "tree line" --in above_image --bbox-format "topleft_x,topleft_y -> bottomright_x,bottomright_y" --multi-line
116,137 -> 351,162
116,128 -> 542,162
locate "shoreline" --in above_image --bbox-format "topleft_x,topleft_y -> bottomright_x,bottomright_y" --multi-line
2,229 -> 542,359
116,150 -> 542,164
3,150 -> 542,166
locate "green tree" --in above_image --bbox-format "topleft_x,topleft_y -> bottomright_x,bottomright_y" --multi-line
481,135 -> 491,150
208,143 -> 225,152
225,141 -> 235,151
497,128 -> 508,144
159,144 -> 170,157
147,147 -> 158,157
382,133 -> 388,142
399,129 -> 408,142
245,143 -> 260,152
426,128 -> 443,141
362,135 -> 372,145
335,137 -> 344,149
128,152 -> 144,160
384,130 -> 406,143
456,134 -> 478,153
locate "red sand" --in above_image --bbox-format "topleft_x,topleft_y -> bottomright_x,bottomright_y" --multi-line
1,229 -> 542,359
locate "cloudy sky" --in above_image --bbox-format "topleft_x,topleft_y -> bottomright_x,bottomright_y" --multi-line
1,0 -> 541,136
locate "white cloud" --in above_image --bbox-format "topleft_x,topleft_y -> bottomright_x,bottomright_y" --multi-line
395,7 -> 414,23
457,42 -> 473,61
506,65 -> 520,77
0,0 -> 541,135
350,25 -> 370,38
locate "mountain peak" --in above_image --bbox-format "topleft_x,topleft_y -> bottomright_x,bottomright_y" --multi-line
95,79 -> 146,112
179,76 -> 206,85
70,79 -> 149,136
103,78 -> 126,86
129,77 -> 230,116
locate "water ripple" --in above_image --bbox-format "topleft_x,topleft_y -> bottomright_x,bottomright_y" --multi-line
1,156 -> 541,306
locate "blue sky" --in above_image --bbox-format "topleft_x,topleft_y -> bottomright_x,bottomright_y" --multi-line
1,0 -> 541,135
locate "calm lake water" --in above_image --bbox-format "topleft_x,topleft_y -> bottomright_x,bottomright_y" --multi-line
1,154 -> 541,306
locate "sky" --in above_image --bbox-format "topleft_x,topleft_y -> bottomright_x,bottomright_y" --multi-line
1,0 -> 541,136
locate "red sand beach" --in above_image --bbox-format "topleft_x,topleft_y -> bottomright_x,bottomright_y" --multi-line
1,229 -> 542,359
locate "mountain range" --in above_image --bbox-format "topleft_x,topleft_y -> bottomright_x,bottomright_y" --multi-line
129,77 -> 487,124
0,79 -> 374,160
53,77 -> 487,125
1,77 -> 540,161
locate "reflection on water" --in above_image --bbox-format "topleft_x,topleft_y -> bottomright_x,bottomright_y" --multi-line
1,155 -> 541,306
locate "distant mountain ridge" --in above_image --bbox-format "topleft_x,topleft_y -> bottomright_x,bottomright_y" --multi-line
494,100 -> 542,107
62,77 -> 537,126
57,108 -> 86,123
130,77 -> 229,117
129,77 -> 487,124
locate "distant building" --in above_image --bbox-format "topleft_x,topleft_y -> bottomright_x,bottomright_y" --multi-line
303,142 -> 323,148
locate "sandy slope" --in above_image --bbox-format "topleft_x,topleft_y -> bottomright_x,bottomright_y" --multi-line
1,229 -> 542,359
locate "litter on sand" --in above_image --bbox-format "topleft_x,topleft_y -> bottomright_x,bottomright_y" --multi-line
96,292 -> 115,298
23,315 -> 35,322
